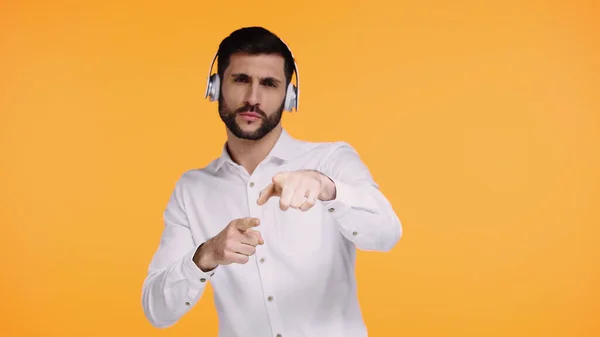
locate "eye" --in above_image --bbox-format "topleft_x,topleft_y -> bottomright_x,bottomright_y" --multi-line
262,79 -> 278,88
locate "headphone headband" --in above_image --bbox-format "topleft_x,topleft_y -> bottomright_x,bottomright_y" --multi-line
204,37 -> 300,112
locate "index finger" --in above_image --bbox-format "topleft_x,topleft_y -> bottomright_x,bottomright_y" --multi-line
257,183 -> 277,205
234,217 -> 261,231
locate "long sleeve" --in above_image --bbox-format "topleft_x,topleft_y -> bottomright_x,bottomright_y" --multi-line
319,142 -> 402,252
141,178 -> 215,328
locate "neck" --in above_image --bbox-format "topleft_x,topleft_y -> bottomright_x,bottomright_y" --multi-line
226,125 -> 283,175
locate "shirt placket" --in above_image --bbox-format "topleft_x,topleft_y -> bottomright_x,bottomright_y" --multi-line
246,174 -> 285,337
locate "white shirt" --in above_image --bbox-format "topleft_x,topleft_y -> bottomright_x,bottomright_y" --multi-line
141,129 -> 402,337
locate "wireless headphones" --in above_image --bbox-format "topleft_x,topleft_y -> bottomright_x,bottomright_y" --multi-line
204,37 -> 300,112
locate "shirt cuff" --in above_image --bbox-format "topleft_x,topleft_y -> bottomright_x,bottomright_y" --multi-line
181,247 -> 216,283
321,178 -> 359,216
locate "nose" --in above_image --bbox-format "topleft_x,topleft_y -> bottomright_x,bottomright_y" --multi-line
244,80 -> 261,107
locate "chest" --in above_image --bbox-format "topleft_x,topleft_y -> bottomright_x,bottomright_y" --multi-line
184,161 -> 345,268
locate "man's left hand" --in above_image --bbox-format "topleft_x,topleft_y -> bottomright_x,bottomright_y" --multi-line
256,170 -> 336,211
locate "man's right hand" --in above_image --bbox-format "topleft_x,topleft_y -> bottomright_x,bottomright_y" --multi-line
193,217 -> 264,272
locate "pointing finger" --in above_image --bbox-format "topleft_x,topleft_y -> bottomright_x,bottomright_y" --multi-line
257,183 -> 278,205
234,217 -> 260,231
272,172 -> 287,185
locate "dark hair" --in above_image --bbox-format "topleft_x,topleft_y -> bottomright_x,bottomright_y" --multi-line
216,26 -> 295,86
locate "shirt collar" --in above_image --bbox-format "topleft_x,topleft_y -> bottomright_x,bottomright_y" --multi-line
214,128 -> 299,172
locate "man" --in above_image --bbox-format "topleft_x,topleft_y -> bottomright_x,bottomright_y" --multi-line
141,26 -> 402,337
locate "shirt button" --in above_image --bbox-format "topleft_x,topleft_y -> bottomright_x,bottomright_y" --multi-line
259,257 -> 265,263
328,208 -> 335,212
249,182 -> 255,187
267,296 -> 273,302
200,278 -> 206,282
185,301 -> 190,306
352,231 -> 358,236
276,334 -> 282,337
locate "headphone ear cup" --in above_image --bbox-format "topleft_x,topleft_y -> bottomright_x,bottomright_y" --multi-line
208,73 -> 220,102
284,83 -> 297,111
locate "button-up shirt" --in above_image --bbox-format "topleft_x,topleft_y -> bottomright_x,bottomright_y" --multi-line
142,129 -> 402,337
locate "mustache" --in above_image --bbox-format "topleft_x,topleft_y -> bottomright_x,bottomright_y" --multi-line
235,104 -> 266,117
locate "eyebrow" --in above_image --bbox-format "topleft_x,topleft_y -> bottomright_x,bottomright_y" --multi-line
231,73 -> 283,85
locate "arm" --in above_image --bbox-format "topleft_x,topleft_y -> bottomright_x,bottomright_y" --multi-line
318,142 -> 402,252
141,178 -> 215,328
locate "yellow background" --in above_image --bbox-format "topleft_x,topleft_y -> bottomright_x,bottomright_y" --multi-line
2,0 -> 599,336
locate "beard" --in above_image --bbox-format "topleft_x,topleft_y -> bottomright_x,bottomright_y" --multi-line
218,96 -> 284,141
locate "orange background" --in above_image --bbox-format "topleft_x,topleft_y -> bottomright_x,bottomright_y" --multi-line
1,1 -> 599,336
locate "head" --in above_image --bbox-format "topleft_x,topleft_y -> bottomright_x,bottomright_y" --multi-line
215,26 -> 296,140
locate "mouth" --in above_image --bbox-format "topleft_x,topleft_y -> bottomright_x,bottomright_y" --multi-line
238,111 -> 262,119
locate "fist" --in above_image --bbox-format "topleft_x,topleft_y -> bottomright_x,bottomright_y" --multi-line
195,217 -> 264,271
256,170 -> 336,211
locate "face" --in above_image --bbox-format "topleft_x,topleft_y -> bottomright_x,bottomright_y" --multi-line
218,53 -> 287,141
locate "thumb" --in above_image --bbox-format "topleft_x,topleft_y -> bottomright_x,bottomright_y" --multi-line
252,230 -> 265,245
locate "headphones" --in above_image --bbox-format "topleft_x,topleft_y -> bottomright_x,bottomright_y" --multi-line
204,38 -> 300,112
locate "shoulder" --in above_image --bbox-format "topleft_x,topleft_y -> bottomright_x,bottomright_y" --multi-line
170,159 -> 222,192
289,137 -> 373,179
292,137 -> 358,160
